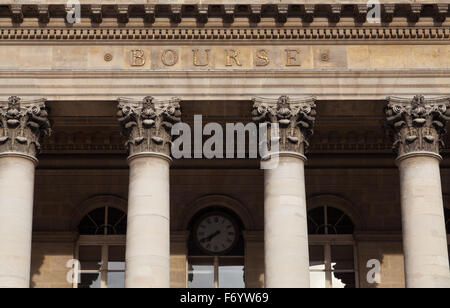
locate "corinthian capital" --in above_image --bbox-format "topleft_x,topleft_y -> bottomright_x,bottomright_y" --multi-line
252,96 -> 316,155
0,96 -> 51,161
385,95 -> 450,159
117,96 -> 181,159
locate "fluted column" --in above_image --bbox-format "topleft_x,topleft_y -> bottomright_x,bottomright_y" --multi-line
0,96 -> 51,288
118,96 -> 181,288
386,95 -> 450,288
253,96 -> 316,288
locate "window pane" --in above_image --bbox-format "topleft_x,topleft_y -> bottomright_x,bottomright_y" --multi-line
310,271 -> 326,288
108,246 -> 125,271
331,245 -> 354,271
107,272 -> 125,288
332,272 -> 356,288
327,207 -> 355,234
218,266 -> 245,288
78,216 -> 97,235
188,265 -> 215,288
79,246 -> 102,271
78,273 -> 101,288
89,208 -> 107,234
108,207 -> 127,235
309,245 -> 325,270
308,207 -> 325,234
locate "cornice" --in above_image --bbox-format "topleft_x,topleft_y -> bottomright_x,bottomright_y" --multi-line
1,3 -> 449,25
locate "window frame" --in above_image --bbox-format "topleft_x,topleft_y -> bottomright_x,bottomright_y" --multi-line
187,255 -> 245,288
73,235 -> 126,289
308,235 -> 359,288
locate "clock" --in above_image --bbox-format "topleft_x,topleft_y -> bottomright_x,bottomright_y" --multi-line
194,212 -> 239,255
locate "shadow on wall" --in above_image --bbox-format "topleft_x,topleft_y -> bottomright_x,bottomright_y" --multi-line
30,237 -> 76,288
357,241 -> 405,288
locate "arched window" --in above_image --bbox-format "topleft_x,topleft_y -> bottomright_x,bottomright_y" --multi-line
187,207 -> 245,288
307,206 -> 357,288
75,206 -> 127,289
307,205 -> 355,235
78,206 -> 127,235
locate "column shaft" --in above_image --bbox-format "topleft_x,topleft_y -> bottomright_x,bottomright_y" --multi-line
398,155 -> 450,288
0,156 -> 36,288
125,155 -> 171,288
264,155 -> 310,288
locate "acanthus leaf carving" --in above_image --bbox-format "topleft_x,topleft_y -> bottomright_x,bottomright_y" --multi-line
385,95 -> 450,158
0,96 -> 51,158
117,96 -> 181,158
252,95 -> 316,155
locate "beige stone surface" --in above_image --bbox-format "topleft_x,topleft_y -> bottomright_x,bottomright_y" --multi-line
398,155 -> 450,288
1,43 -> 449,101
125,155 -> 171,288
357,241 -> 405,288
1,45 -> 448,72
0,156 -> 36,288
170,234 -> 188,288
264,155 -> 310,288
30,242 -> 74,288
244,233 -> 265,288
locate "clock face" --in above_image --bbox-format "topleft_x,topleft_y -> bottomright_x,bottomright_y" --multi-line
194,213 -> 238,254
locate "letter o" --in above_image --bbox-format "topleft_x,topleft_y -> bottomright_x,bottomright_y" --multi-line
161,49 -> 179,66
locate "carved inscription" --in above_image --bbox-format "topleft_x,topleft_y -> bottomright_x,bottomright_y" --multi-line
130,47 -> 307,69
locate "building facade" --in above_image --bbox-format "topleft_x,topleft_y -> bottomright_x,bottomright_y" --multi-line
0,1 -> 449,288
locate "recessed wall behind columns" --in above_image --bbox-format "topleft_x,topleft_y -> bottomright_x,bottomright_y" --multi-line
31,166 -> 427,287
30,233 -> 76,288
357,239 -> 405,288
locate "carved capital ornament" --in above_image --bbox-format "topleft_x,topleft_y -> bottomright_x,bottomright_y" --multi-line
252,96 -> 316,157
385,95 -> 450,160
0,96 -> 51,162
117,96 -> 181,161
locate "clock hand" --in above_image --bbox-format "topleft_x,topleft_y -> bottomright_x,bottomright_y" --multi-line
200,230 -> 221,243
209,230 -> 221,241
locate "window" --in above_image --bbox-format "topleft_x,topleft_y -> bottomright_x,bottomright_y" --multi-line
308,206 -> 358,288
187,208 -> 245,288
75,206 -> 127,288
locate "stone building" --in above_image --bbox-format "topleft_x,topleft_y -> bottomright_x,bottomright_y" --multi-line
0,1 -> 449,288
